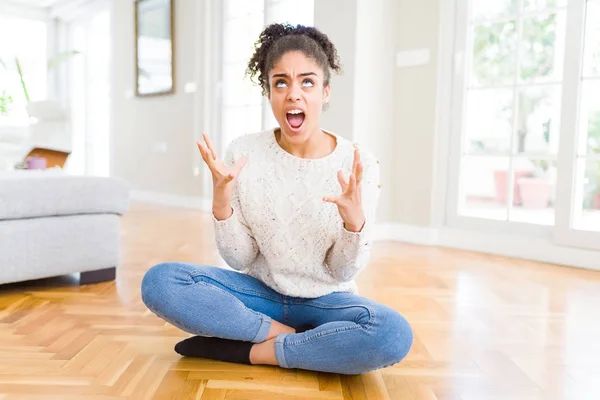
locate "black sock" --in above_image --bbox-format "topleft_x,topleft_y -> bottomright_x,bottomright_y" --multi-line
174,336 -> 254,365
295,324 -> 313,333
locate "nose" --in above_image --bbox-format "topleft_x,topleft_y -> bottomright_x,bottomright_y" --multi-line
286,83 -> 301,102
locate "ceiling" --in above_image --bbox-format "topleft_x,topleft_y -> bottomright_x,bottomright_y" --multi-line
4,0 -> 66,7
0,0 -> 96,19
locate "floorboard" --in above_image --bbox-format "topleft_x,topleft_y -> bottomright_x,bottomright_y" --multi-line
1,203 -> 599,399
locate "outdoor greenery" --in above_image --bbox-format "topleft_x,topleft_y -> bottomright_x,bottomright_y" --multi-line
471,9 -> 600,207
472,13 -> 558,155
0,51 -> 80,115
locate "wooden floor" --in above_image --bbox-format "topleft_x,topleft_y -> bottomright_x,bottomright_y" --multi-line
1,203 -> 600,399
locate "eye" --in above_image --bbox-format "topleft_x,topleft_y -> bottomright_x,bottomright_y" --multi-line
275,80 -> 287,88
302,79 -> 314,87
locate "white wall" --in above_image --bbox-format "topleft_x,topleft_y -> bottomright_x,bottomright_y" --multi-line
112,0 -> 204,197
313,0 -> 357,142
392,0 -> 440,227
314,0 -> 439,227
113,0 -> 441,228
353,0 -> 398,225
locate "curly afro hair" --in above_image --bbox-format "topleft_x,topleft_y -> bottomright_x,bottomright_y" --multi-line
246,23 -> 342,96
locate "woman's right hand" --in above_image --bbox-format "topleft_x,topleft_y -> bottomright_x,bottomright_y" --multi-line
197,132 -> 247,219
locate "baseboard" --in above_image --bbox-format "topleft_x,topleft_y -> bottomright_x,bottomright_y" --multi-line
374,222 -> 600,271
127,198 -> 599,271
373,223 -> 438,245
130,190 -> 211,211
437,227 -> 600,271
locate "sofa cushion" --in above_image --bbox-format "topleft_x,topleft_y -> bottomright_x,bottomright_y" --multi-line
0,170 -> 130,221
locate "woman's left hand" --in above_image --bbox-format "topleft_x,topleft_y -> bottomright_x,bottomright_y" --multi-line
323,148 -> 366,232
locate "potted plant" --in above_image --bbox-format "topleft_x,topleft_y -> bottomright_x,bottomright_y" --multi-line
517,159 -> 554,209
587,111 -> 600,210
581,161 -> 600,210
592,167 -> 600,210
516,119 -> 555,209
0,51 -> 80,119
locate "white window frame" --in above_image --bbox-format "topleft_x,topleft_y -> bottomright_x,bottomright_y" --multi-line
444,0 -> 600,250
554,0 -> 600,250
216,0 -> 316,155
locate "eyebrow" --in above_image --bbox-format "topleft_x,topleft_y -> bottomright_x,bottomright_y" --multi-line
271,72 -> 318,79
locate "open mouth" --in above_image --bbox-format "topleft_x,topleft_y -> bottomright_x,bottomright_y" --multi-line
286,109 -> 305,131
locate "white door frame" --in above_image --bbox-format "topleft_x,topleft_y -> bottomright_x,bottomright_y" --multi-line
57,0 -> 113,176
553,0 -> 600,250
438,0 -> 600,251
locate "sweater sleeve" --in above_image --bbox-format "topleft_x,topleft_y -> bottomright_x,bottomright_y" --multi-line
212,142 -> 260,271
324,153 -> 381,282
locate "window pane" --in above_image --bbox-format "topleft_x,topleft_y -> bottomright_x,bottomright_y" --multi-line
579,81 -> 600,156
583,1 -> 600,77
223,14 -> 265,64
266,0 -> 314,26
523,0 -> 567,12
520,12 -> 566,83
511,158 -> 556,225
471,0 -> 518,21
471,20 -> 517,86
222,105 -> 262,146
0,16 -> 47,123
465,89 -> 513,154
225,0 -> 263,20
575,160 -> 600,232
223,63 -> 262,107
460,156 -> 510,220
515,86 -> 561,155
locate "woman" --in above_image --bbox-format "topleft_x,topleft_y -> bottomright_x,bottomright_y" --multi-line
141,23 -> 413,375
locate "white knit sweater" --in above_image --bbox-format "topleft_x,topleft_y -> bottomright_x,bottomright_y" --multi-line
213,129 -> 381,298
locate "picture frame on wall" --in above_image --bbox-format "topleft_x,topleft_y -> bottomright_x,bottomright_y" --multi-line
134,0 -> 174,97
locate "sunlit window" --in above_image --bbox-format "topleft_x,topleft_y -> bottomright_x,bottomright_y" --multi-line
221,0 -> 315,149
0,15 -> 47,125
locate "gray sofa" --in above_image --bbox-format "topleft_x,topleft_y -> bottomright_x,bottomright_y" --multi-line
0,170 -> 130,285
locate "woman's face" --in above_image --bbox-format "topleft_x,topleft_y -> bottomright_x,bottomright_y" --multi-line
267,51 -> 330,144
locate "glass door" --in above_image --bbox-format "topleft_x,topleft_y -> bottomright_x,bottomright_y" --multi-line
555,0 -> 600,249
449,0 -> 600,249
67,4 -> 111,177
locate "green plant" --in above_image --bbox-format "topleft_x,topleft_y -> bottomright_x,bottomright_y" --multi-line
0,90 -> 13,114
526,118 -> 552,178
0,58 -> 14,115
14,57 -> 30,103
530,160 -> 550,176
47,50 -> 80,69
582,111 -> 600,208
588,110 -> 600,155
0,50 -> 80,107
473,13 -> 557,159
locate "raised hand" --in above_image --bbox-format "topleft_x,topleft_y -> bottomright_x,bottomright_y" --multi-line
197,132 -> 247,218
323,148 -> 366,232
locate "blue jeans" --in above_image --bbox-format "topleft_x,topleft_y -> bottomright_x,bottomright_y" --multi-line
141,262 -> 413,375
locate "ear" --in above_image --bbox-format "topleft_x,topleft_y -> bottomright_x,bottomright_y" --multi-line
323,83 -> 331,103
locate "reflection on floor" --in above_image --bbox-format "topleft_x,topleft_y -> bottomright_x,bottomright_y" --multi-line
0,203 -> 599,399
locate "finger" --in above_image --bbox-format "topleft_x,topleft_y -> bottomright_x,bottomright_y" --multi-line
337,170 -> 348,190
197,141 -> 220,174
347,174 -> 357,196
223,173 -> 235,184
202,132 -> 218,160
352,148 -> 361,176
197,142 -> 216,167
355,161 -> 363,184
322,195 -> 341,205
196,141 -> 212,165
